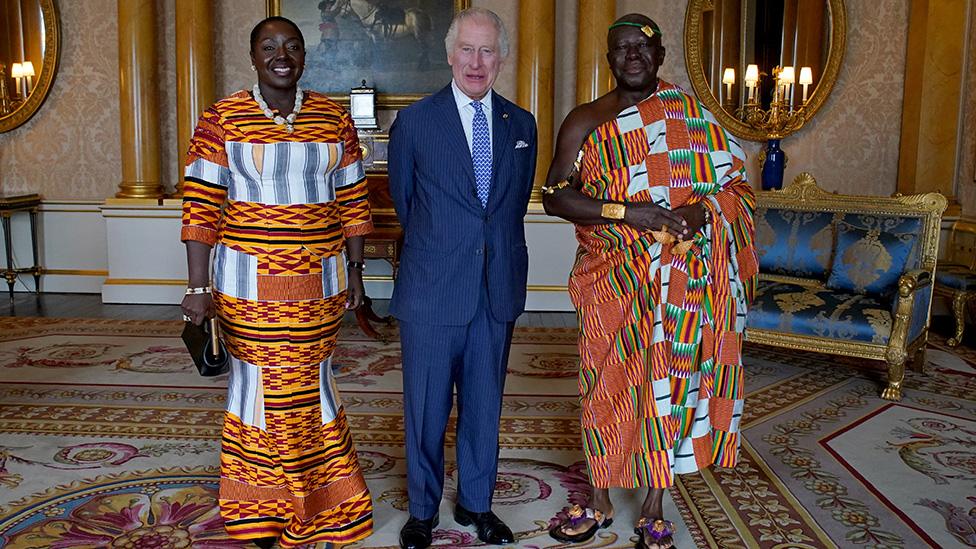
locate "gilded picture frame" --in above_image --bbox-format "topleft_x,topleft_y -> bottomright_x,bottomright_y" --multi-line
0,0 -> 60,133
683,0 -> 847,142
267,0 -> 469,109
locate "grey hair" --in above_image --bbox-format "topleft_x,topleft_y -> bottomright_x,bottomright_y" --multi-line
444,7 -> 510,58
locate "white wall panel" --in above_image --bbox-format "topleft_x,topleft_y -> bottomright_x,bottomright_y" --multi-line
0,201 -> 108,294
3,201 -> 581,311
525,210 -> 576,311
101,203 -> 186,304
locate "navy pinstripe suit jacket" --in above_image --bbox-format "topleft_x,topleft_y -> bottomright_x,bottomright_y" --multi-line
387,84 -> 538,325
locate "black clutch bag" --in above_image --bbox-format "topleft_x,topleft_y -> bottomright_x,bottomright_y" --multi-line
181,317 -> 230,377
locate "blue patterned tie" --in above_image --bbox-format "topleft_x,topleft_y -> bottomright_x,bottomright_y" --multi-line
471,100 -> 492,208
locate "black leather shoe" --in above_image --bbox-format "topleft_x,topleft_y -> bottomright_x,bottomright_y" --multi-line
454,504 -> 515,545
399,515 -> 439,549
252,537 -> 276,549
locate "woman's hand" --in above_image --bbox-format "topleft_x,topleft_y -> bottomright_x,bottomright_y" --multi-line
346,270 -> 365,310
623,203 -> 689,239
181,292 -> 214,325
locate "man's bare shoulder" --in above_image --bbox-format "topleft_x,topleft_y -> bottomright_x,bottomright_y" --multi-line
564,94 -> 623,137
559,98 -> 603,141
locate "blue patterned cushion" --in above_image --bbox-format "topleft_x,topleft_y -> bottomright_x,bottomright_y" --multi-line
747,281 -> 893,344
754,208 -> 835,279
826,216 -> 920,297
935,264 -> 976,291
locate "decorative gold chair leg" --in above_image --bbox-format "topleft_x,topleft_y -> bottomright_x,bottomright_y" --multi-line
882,355 -> 905,401
947,291 -> 971,347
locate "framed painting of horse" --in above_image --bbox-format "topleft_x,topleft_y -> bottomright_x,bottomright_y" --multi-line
268,0 -> 470,108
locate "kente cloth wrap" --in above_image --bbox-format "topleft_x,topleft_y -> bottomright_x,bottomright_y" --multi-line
181,90 -> 373,547
568,81 -> 758,489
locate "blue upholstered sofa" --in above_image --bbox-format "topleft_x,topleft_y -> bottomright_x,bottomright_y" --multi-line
746,174 -> 947,400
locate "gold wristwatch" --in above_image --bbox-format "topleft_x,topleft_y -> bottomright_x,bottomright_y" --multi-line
601,203 -> 626,221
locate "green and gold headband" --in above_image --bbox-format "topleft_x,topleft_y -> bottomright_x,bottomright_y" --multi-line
608,21 -> 662,39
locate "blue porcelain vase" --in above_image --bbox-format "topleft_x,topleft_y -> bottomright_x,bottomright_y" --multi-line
761,139 -> 787,190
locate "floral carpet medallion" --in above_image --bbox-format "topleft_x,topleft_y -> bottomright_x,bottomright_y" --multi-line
0,468 -> 247,548
0,317 -> 974,548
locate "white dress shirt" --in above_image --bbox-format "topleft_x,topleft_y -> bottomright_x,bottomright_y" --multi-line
451,79 -> 493,155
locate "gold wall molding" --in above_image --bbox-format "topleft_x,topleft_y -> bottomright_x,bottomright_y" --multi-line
116,0 -> 162,199
174,0 -> 215,197
44,269 -> 109,276
897,0 -> 968,211
103,278 -> 186,286
517,0 -> 555,204
527,284 -> 568,292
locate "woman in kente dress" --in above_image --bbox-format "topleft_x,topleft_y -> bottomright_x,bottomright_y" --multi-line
542,14 -> 758,549
180,16 -> 373,549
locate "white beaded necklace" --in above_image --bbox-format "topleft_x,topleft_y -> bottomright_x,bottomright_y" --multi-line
252,83 -> 304,133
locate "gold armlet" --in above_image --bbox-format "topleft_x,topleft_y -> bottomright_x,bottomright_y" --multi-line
541,179 -> 571,195
601,203 -> 626,221
543,150 -> 585,196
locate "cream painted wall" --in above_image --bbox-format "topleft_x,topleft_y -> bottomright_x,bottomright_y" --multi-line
0,0 -> 974,217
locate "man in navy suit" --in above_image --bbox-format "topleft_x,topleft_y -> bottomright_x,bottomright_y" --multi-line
388,7 -> 538,549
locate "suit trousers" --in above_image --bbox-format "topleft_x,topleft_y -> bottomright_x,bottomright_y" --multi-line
399,287 -> 515,520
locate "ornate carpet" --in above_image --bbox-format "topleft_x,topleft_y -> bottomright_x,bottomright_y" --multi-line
0,317 -> 973,549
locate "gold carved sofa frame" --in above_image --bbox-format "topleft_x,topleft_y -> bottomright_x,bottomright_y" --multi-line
747,174 -> 947,401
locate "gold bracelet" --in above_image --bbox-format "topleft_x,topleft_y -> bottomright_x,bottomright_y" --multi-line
601,203 -> 626,221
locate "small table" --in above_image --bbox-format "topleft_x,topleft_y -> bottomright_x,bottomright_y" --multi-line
0,193 -> 42,301
357,226 -> 402,339
355,174 -> 401,340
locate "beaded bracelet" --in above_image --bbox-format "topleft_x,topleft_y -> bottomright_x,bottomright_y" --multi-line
185,286 -> 211,295
347,261 -> 365,271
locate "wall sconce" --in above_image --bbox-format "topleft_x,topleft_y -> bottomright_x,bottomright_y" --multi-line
350,79 -> 377,130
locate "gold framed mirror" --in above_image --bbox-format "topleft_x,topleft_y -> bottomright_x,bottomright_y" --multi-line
684,0 -> 846,142
0,0 -> 60,133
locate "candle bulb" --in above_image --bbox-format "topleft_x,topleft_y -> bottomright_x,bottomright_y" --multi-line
10,63 -> 23,98
780,66 -> 796,108
722,67 -> 735,104
21,61 -> 35,97
799,66 -> 813,104
744,64 -> 759,104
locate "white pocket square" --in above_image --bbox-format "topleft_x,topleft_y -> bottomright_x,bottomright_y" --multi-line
515,140 -> 529,149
